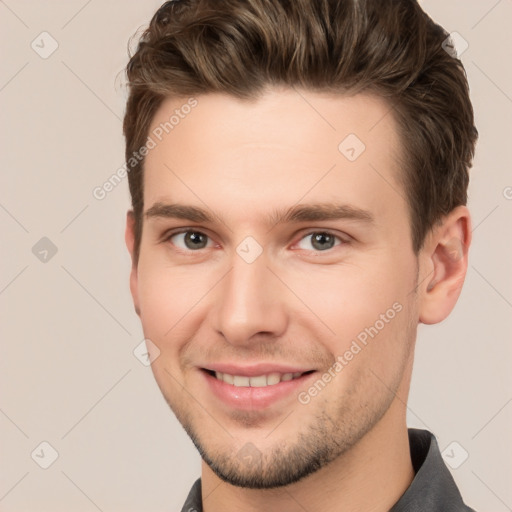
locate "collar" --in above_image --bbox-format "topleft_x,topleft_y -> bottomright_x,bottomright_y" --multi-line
389,428 -> 476,511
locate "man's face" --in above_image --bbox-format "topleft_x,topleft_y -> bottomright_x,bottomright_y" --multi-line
127,88 -> 421,488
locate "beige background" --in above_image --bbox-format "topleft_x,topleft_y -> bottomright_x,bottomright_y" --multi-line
1,1 -> 511,510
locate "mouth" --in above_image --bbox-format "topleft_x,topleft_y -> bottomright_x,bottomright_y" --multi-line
202,368 -> 316,388
200,367 -> 318,410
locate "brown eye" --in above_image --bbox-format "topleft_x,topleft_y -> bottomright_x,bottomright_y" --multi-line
296,232 -> 342,252
168,231 -> 212,250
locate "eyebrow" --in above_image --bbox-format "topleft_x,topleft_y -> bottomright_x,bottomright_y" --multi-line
145,202 -> 374,227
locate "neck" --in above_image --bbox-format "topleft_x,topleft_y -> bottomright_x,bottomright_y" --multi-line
200,401 -> 415,512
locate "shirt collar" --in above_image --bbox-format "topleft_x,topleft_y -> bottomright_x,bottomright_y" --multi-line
389,428 -> 475,511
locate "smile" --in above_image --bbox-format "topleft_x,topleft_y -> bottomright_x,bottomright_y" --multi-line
208,370 -> 313,387
201,368 -> 318,410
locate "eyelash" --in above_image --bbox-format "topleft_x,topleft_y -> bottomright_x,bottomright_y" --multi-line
161,228 -> 348,254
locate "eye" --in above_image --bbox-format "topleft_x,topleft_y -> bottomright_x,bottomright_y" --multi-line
164,229 -> 346,253
295,231 -> 344,252
166,230 -> 215,251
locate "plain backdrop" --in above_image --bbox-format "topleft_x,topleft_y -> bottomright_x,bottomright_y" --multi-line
1,1 -> 511,511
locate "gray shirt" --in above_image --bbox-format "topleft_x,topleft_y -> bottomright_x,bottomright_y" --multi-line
180,428 -> 477,511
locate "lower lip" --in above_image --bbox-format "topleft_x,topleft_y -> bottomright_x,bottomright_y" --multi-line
201,370 -> 317,410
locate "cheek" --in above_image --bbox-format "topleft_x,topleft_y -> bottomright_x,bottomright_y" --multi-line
137,273 -> 188,389
136,256 -> 219,368
137,275 -> 172,337
289,257 -> 417,380
340,263 -> 417,378
291,259 -> 413,334
136,256 -> 190,341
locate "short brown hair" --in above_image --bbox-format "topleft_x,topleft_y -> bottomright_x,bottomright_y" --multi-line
123,0 -> 478,263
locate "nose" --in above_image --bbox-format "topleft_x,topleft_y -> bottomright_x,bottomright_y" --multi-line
213,247 -> 288,347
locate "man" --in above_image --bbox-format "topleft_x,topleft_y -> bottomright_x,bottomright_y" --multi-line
123,0 -> 478,510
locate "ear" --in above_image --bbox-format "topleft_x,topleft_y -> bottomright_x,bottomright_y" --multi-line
125,210 -> 141,317
418,206 -> 472,325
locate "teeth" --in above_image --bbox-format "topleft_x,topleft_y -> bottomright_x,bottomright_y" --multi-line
213,371 -> 307,387
233,375 -> 250,387
249,375 -> 267,387
267,373 -> 281,385
223,372 -> 234,385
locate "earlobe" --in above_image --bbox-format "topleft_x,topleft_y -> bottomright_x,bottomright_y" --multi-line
419,206 -> 472,325
125,210 -> 141,317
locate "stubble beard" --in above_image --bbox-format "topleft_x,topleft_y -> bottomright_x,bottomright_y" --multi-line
159,362 -> 403,489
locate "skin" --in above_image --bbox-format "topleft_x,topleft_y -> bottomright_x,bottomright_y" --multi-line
125,87 -> 471,512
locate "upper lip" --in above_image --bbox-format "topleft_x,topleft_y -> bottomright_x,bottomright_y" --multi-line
202,363 -> 315,377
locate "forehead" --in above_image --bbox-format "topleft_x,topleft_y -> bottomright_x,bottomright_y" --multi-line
142,88 -> 405,225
